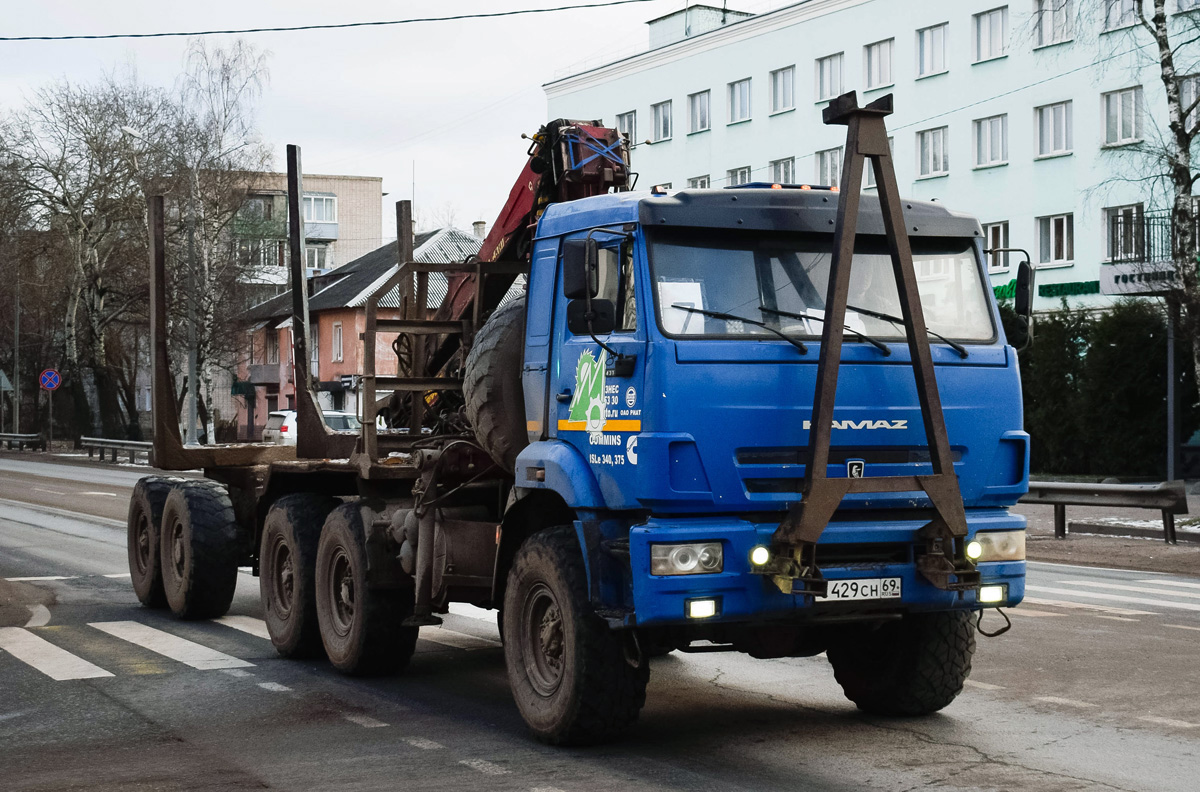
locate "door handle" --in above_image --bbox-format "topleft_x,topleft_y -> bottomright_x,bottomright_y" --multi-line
556,389 -> 573,403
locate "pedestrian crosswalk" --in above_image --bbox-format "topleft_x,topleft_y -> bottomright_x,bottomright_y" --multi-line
1022,564 -> 1200,621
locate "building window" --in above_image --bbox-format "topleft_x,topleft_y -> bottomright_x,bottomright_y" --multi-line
973,7 -> 1008,62
310,324 -> 319,367
917,23 -> 948,77
1105,204 -> 1144,261
332,322 -> 343,362
616,111 -> 636,142
241,195 -> 273,221
770,66 -> 795,113
1037,213 -> 1074,266
727,166 -> 752,186
1103,87 -> 1143,145
1182,74 -> 1200,131
864,137 -> 895,188
816,54 -> 843,101
688,91 -> 710,133
1035,101 -> 1073,156
651,100 -> 672,142
688,175 -> 710,188
728,78 -> 752,123
917,127 -> 949,177
303,195 -> 336,223
864,39 -> 894,90
770,157 -> 795,184
1105,0 -> 1136,29
984,221 -> 1010,271
1035,0 -> 1073,46
266,331 -> 279,365
973,114 -> 1008,166
305,245 -> 328,269
817,147 -> 843,186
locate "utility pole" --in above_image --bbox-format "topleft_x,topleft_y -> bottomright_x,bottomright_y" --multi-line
185,174 -> 200,446
13,262 -> 19,434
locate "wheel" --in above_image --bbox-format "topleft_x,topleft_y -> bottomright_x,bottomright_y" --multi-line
503,526 -> 649,745
260,494 -> 341,657
826,610 -> 977,716
126,476 -> 182,608
314,502 -> 418,675
159,481 -> 240,620
464,297 -> 528,472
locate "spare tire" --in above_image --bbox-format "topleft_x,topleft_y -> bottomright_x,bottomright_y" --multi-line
464,297 -> 528,472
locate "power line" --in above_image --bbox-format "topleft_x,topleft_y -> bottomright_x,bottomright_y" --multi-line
0,0 -> 666,42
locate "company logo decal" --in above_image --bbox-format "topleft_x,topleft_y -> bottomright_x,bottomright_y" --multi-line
568,349 -> 608,432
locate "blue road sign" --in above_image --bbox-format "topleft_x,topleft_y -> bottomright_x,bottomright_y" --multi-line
40,369 -> 60,391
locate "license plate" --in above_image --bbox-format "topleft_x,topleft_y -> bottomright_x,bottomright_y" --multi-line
818,577 -> 902,601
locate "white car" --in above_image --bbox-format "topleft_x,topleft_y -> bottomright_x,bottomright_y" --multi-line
262,410 -> 361,445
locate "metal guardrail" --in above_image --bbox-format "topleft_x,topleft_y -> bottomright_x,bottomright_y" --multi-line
1020,481 -> 1188,544
0,432 -> 44,451
80,436 -> 153,464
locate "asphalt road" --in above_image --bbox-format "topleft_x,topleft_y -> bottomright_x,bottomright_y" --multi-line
2,456 -> 1199,791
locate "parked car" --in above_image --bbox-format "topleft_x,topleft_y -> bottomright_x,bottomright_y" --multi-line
262,410 -> 361,445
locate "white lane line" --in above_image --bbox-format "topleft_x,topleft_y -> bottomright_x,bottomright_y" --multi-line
89,621 -> 253,670
964,679 -> 1004,690
102,573 -> 131,579
1166,624 -> 1200,632
1035,696 -> 1098,709
1027,585 -> 1200,613
1135,579 -> 1200,590
404,737 -> 444,750
24,605 -> 51,628
420,626 -> 501,650
1092,615 -> 1139,622
531,788 -> 567,792
32,487 -> 65,495
5,576 -> 71,582
215,615 -> 272,641
459,759 -> 510,776
221,668 -> 254,678
0,627 -> 114,680
258,682 -> 291,692
1023,596 -> 1156,616
1063,580 -> 1200,601
344,714 -> 388,728
1139,715 -> 1198,729
77,491 -> 118,497
1005,608 -> 1065,618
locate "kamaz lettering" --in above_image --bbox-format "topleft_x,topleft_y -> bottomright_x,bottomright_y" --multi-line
802,419 -> 909,430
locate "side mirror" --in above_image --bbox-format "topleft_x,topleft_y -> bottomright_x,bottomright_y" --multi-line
1014,260 -> 1032,319
563,238 -> 600,299
567,298 -> 615,336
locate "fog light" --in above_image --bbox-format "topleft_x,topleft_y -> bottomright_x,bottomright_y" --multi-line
979,584 -> 1007,604
650,542 -> 724,575
750,546 -> 771,566
687,598 -> 718,619
966,540 -> 983,560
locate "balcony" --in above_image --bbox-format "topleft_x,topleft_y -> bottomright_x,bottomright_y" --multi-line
1101,211 -> 1182,296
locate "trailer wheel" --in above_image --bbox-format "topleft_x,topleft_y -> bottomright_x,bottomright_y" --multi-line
159,481 -> 240,620
464,297 -> 527,472
127,476 -> 181,609
826,610 -> 976,716
315,503 -> 418,675
260,494 -> 341,657
503,526 -> 649,745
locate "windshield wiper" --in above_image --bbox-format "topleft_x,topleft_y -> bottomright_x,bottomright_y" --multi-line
671,304 -> 808,354
845,304 -> 970,359
757,306 -> 891,356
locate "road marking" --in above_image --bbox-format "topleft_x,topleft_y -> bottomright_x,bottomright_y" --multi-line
459,759 -> 510,776
344,714 -> 388,728
404,737 -> 444,750
1136,579 -> 1200,590
0,627 -> 114,680
4,576 -> 71,582
1138,715 -> 1197,729
258,682 -> 291,692
1022,596 -> 1156,616
531,788 -> 567,792
77,492 -> 118,497
421,627 -> 501,650
215,615 -> 272,641
1035,696 -> 1097,709
221,668 -> 254,678
964,679 -> 1004,690
1027,585 -> 1200,613
90,621 -> 253,670
102,573 -> 131,579
1062,580 -> 1200,601
24,605 -> 51,627
31,487 -> 65,495
1166,624 -> 1200,632
1005,608 -> 1064,618
1091,615 -> 1139,622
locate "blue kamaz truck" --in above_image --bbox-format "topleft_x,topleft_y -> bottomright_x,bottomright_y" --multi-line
129,93 -> 1031,745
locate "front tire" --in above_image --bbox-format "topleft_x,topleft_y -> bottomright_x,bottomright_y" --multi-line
159,481 -> 240,620
260,494 -> 340,657
503,526 -> 649,745
826,610 -> 976,716
127,476 -> 181,609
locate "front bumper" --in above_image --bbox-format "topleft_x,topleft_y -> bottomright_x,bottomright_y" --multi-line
629,509 -> 1025,626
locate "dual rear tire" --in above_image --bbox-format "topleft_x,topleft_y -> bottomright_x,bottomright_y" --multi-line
156,480 -> 240,620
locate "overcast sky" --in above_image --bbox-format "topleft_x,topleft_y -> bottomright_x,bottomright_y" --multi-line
0,0 -> 782,241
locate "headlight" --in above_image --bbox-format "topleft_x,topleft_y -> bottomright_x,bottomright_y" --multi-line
971,530 -> 1025,562
650,542 -> 724,575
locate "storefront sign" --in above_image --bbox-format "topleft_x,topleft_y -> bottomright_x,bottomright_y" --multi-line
1100,260 -> 1181,296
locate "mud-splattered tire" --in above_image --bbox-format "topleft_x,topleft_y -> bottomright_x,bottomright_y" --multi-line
464,297 -> 527,472
827,610 -> 976,716
314,502 -> 418,675
127,476 -> 183,608
159,481 -> 240,620
261,494 -> 341,657
503,526 -> 649,745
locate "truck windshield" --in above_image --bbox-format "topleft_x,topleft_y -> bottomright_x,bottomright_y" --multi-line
647,228 -> 995,343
